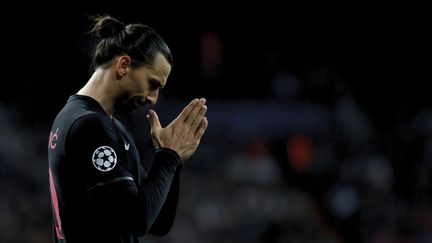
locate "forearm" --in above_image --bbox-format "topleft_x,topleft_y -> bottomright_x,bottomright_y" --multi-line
86,148 -> 180,236
148,168 -> 181,235
134,148 -> 181,235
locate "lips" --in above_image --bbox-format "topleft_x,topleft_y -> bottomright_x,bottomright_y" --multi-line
115,94 -> 147,113
126,96 -> 147,112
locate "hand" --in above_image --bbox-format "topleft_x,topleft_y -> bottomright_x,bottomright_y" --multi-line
147,98 -> 208,162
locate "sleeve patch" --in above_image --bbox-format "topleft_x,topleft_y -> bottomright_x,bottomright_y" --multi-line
92,146 -> 117,172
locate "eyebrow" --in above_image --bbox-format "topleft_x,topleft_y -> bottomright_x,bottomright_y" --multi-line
149,78 -> 164,89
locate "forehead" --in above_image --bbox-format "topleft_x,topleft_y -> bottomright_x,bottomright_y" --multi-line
147,53 -> 172,85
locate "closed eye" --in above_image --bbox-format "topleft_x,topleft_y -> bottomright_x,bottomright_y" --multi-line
149,78 -> 163,91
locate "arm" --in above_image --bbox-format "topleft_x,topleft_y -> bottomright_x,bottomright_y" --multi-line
148,167 -> 181,236
133,148 -> 181,235
72,98 -> 207,236
67,114 -> 182,236
143,98 -> 208,234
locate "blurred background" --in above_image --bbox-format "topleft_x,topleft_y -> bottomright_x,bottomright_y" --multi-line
0,2 -> 430,243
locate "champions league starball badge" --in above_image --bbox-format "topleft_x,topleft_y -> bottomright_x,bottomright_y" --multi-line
92,146 -> 117,172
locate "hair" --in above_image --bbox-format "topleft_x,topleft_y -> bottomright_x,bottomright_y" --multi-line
89,15 -> 173,71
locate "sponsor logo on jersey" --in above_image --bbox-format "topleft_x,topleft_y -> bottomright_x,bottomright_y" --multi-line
49,128 -> 59,150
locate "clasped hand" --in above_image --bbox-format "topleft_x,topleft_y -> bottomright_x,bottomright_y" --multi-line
147,98 -> 208,162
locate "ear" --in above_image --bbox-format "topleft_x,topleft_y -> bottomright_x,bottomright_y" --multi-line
116,55 -> 132,77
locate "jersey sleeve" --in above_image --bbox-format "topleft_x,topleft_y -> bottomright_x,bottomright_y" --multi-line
66,114 -> 135,193
148,167 -> 181,236
65,113 -> 182,236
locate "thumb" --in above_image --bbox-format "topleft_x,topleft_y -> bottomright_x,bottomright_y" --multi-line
147,109 -> 162,131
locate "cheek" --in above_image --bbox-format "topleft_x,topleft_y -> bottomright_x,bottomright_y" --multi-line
127,78 -> 146,94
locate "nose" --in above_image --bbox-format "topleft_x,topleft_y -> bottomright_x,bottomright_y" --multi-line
145,91 -> 158,105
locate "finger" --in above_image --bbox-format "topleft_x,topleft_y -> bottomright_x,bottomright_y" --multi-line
191,105 -> 207,131
185,98 -> 206,125
177,98 -> 199,122
147,109 -> 162,131
194,117 -> 208,138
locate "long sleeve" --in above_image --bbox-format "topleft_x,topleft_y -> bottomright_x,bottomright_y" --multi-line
148,167 -> 181,236
132,148 -> 181,235
66,114 -> 182,237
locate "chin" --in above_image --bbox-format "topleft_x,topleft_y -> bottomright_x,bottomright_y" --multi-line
125,102 -> 143,113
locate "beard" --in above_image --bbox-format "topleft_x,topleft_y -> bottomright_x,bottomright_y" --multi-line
114,94 -> 145,114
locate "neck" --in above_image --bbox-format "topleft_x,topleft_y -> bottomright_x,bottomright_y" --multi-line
77,68 -> 121,117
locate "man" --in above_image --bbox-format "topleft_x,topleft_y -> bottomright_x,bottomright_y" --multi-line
48,15 -> 208,242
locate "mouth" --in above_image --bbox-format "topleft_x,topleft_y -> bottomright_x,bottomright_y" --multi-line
137,99 -> 147,107
115,95 -> 146,113
128,97 -> 146,111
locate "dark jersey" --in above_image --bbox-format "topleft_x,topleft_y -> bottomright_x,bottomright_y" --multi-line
48,94 -> 181,243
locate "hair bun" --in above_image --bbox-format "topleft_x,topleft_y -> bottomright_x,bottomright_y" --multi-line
91,15 -> 125,38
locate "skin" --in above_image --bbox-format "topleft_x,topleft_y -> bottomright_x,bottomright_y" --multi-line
78,52 -> 208,162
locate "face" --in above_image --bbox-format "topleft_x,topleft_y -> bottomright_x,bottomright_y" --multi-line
115,52 -> 172,113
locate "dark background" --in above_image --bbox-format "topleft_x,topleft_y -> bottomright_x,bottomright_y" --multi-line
0,3 -> 431,243
1,3 -> 429,125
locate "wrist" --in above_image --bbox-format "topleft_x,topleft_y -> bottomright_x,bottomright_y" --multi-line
155,147 -> 182,166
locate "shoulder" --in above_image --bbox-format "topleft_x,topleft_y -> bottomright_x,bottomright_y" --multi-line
65,113 -> 122,155
69,113 -> 115,137
73,113 -> 112,127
